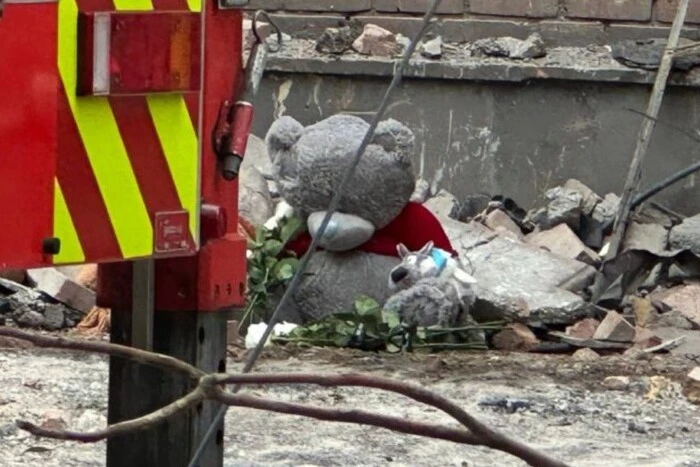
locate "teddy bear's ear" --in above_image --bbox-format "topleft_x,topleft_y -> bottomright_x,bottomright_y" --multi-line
370,118 -> 415,163
265,116 -> 304,155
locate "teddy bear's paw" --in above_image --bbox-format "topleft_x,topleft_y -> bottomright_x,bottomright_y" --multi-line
307,211 -> 375,252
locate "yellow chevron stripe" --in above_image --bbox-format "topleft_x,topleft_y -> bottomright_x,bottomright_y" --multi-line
58,0 -> 153,259
147,95 -> 200,241
113,0 -> 152,11
186,0 -> 201,12
53,179 -> 85,265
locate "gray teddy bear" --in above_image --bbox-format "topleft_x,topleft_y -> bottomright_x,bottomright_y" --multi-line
262,113 -> 419,322
264,113 -> 416,251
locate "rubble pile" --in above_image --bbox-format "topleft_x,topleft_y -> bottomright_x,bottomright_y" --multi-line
0,265 -> 103,333
416,178 -> 700,366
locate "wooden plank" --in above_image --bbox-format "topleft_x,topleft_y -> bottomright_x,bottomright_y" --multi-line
107,309 -> 226,467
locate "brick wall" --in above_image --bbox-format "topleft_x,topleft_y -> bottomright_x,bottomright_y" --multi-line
245,0 -> 700,24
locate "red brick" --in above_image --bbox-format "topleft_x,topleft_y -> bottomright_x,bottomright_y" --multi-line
374,0 -> 464,14
283,0 -> 372,12
470,0 -> 558,18
564,0 -> 652,21
655,0 -> 700,24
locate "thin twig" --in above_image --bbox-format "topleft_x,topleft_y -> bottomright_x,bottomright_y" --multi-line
208,372 -> 569,467
18,387 -> 205,442
0,327 -> 203,379
605,0 -> 690,261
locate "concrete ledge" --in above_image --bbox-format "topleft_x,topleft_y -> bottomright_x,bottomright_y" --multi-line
263,39 -> 700,87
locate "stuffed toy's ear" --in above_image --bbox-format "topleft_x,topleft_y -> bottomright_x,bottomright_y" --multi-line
265,116 -> 304,155
370,118 -> 415,164
418,241 -> 434,255
396,243 -> 409,259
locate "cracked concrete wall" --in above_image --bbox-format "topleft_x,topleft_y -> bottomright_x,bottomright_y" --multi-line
251,73 -> 700,215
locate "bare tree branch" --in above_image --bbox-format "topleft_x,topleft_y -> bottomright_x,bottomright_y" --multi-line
0,327 -> 203,379
216,389 -> 482,445
208,373 -> 570,467
18,387 -> 206,442
3,327 -> 570,467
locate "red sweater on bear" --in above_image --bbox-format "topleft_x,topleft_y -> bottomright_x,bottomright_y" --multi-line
285,202 -> 457,258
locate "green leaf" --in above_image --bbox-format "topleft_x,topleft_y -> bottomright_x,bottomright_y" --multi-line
255,226 -> 267,244
381,309 -> 401,329
279,216 -> 304,245
385,342 -> 401,353
333,335 -> 352,347
263,239 -> 284,257
248,266 -> 265,283
354,295 -> 380,316
272,257 -> 298,282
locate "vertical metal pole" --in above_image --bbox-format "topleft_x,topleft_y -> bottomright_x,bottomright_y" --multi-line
131,259 -> 154,350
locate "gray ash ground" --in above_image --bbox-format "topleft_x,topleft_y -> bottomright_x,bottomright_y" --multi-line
1,342 -> 700,467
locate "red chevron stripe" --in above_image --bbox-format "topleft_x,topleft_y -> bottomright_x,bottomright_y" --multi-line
75,0 -> 113,12
184,93 -> 200,132
56,84 -> 122,260
109,96 -> 183,215
152,0 -> 189,10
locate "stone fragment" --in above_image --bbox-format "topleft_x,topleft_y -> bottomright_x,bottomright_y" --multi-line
423,189 -> 459,219
241,133 -> 275,180
473,33 -> 546,59
683,366 -> 700,405
656,309 -> 695,330
622,222 -> 668,255
40,410 -> 68,432
525,223 -> 599,266
453,193 -> 492,222
669,214 -> 700,255
420,36 -> 443,59
239,161 -> 274,227
633,203 -> 675,229
0,268 -> 25,284
442,217 -> 595,324
352,24 -> 399,57
26,267 -> 96,314
580,193 -> 619,249
563,179 -> 601,215
42,304 -> 65,331
632,296 -> 657,328
612,37 -> 700,71
602,375 -> 631,390
593,310 -> 636,342
315,19 -> 364,54
572,347 -> 600,361
12,308 -> 44,328
491,323 -> 540,351
659,283 -> 700,327
565,317 -> 600,339
410,178 -> 431,203
526,186 -> 583,231
484,209 -> 523,239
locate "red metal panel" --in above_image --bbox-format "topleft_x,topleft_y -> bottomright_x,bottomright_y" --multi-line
0,2 -> 58,269
77,11 -> 202,96
98,5 -> 248,312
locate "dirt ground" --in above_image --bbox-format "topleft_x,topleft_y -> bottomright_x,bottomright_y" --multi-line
1,339 -> 700,467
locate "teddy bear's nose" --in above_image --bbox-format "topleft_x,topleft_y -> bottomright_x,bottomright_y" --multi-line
391,267 -> 408,284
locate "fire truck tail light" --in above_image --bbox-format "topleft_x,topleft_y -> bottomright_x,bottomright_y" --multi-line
77,12 -> 201,96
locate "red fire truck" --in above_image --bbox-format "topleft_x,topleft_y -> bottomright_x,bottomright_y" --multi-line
1,0 -> 255,463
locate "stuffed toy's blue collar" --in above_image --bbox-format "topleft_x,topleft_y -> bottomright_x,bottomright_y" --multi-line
430,247 -> 449,273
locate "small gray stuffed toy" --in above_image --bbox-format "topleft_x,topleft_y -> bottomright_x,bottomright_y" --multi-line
382,241 -> 479,330
264,113 -> 416,251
